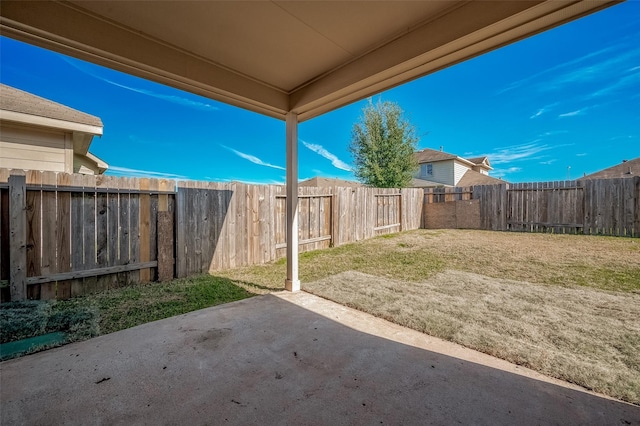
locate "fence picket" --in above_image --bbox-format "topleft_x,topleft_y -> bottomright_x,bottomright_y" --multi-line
25,171 -> 42,299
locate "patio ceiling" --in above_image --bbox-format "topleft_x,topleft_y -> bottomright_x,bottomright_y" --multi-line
0,1 -> 618,122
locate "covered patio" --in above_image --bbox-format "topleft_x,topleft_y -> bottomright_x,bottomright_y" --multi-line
3,2 -> 638,423
0,0 -> 619,290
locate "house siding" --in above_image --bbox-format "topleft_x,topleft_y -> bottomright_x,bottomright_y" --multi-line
0,123 -> 71,172
423,160 -> 454,185
453,161 -> 469,185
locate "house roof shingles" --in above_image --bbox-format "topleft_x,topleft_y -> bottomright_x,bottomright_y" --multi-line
414,148 -> 458,163
457,170 -> 504,186
466,156 -> 489,166
581,157 -> 640,179
0,84 -> 103,128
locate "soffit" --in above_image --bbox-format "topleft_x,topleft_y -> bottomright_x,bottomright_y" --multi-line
66,1 -> 453,92
0,1 -> 619,121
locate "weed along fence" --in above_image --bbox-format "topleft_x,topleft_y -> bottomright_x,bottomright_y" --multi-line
423,177 -> 640,237
1,168 -> 423,301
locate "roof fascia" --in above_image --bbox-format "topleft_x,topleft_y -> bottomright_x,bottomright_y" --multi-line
454,157 -> 476,168
1,109 -> 103,136
86,152 -> 109,171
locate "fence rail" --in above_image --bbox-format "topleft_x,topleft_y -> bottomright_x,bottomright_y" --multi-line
423,178 -> 640,237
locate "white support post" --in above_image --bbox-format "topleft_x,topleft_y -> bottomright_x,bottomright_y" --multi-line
285,112 -> 300,292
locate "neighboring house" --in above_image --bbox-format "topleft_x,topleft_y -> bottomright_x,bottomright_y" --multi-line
299,176 -> 362,188
412,147 -> 503,187
580,157 -> 639,180
0,84 -> 107,175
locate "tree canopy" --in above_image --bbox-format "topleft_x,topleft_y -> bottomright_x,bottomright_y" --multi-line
349,100 -> 419,188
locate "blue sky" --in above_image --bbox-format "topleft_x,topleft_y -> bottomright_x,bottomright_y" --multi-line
1,2 -> 639,184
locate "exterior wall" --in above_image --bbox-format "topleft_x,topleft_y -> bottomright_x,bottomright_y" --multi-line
0,122 -> 72,173
73,153 -> 99,175
453,160 -> 469,185
472,166 -> 489,175
419,160 -> 455,185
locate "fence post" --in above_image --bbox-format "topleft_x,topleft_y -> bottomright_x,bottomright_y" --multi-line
398,189 -> 403,232
9,173 -> 27,301
330,189 -> 336,247
175,183 -> 186,278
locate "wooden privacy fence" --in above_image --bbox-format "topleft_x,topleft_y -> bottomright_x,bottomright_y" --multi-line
0,168 -> 425,301
423,177 -> 640,237
175,183 -> 424,277
0,169 -> 176,302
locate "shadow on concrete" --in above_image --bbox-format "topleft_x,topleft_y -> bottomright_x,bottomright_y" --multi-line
1,293 -> 638,425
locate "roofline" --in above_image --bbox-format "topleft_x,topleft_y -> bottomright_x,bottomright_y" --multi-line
454,157 -> 476,168
418,154 -> 481,169
86,152 -> 108,173
0,109 -> 103,136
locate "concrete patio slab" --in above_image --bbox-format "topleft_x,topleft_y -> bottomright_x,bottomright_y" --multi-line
1,291 -> 638,425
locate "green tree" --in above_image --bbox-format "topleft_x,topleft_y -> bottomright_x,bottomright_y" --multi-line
349,100 -> 419,188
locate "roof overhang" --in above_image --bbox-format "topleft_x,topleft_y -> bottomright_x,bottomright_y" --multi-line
86,152 -> 108,173
0,1 -> 619,122
0,109 -> 103,136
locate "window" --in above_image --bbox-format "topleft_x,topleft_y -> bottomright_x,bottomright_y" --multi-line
421,163 -> 433,177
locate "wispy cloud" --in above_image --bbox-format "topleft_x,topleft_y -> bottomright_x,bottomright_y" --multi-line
558,109 -> 587,118
471,134 -> 574,171
107,166 -> 186,180
576,153 -> 587,157
499,44 -> 640,95
539,130 -> 569,137
609,135 -> 638,141
539,159 -> 557,165
63,57 -> 219,111
545,48 -> 640,91
492,167 -> 522,178
498,45 -> 620,94
529,103 -> 559,119
478,142 -> 555,164
302,140 -> 352,171
221,145 -> 285,170
107,79 -> 218,111
530,109 -> 545,119
588,68 -> 640,98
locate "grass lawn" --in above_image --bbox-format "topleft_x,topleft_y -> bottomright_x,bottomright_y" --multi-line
0,275 -> 253,360
218,229 -> 640,405
2,229 -> 638,405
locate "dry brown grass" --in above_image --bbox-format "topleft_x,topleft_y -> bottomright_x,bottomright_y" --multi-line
217,229 -> 640,404
403,230 -> 640,292
304,270 -> 640,405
